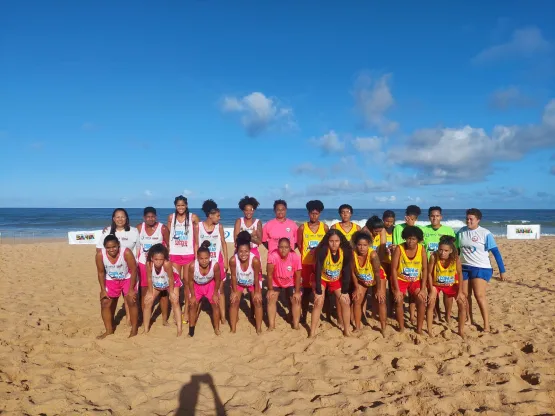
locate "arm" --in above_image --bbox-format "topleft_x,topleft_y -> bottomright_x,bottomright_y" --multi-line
455,257 -> 465,301
164,260 -> 174,292
297,226 -> 304,256
95,252 -> 107,297
252,220 -> 263,246
220,224 -> 228,270
252,257 -> 262,298
324,223 -> 330,232
166,215 -> 173,237
370,251 -> 385,303
124,249 -> 138,302
391,246 -> 402,301
192,214 -> 200,255
146,261 -> 153,295
233,218 -> 241,242
427,253 -> 436,294
291,223 -> 299,250
229,256 -> 238,303
262,223 -> 269,250
378,228 -> 387,263
161,225 -> 170,247
420,245 -> 428,292
187,263 -> 196,305
136,225 -> 142,259
266,263 -> 275,291
213,264 -> 221,303
485,234 -> 506,279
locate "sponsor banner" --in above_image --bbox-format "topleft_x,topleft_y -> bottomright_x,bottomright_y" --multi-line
68,230 -> 103,245
506,225 -> 540,240
224,227 -> 234,242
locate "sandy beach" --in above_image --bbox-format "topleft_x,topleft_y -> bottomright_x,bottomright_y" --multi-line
1,239 -> 554,415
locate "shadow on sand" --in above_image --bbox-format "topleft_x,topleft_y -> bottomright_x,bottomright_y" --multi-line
175,373 -> 226,416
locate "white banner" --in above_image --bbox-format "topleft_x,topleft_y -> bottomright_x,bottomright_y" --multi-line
506,225 -> 540,240
68,230 -> 103,245
224,227 -> 234,242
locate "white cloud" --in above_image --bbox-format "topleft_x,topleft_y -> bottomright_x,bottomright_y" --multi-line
353,73 -> 399,134
352,136 -> 382,152
144,190 -> 152,197
374,195 -> 396,203
183,189 -> 193,196
472,26 -> 551,64
310,130 -> 345,153
221,92 -> 294,137
389,99 -> 555,183
489,86 -> 535,110
406,196 -> 422,203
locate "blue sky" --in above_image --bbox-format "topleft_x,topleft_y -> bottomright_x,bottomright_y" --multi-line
1,0 -> 554,209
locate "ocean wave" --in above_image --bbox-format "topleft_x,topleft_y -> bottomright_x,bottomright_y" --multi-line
321,219 -> 467,230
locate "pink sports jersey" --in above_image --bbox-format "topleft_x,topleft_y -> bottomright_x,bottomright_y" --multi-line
267,249 -> 302,288
262,218 -> 298,253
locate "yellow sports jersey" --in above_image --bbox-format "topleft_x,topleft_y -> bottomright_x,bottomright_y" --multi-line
384,230 -> 393,264
301,222 -> 326,265
371,234 -> 381,251
322,249 -> 343,282
335,222 -> 358,241
354,251 -> 376,285
397,244 -> 423,283
433,258 -> 458,287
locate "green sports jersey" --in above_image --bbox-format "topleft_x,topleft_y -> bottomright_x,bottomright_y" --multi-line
392,223 -> 425,245
422,225 -> 456,257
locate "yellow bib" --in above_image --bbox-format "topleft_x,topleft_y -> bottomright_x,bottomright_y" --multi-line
397,244 -> 423,283
371,234 -> 381,251
354,251 -> 375,285
433,259 -> 458,287
322,249 -> 343,282
301,222 -> 326,264
383,230 -> 393,264
335,222 -> 358,241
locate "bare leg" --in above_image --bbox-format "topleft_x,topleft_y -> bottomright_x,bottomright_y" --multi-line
143,291 -> 161,334
415,292 -> 426,334
267,290 -> 279,331
361,294 -> 368,320
125,295 -> 139,338
160,293 -> 170,326
211,301 -> 221,335
426,287 -> 438,336
409,301 -> 416,326
334,290 -> 351,337
434,297 -> 442,322
372,287 -> 388,335
324,291 -> 332,322
98,297 -> 116,339
301,289 -> 311,324
353,284 -> 366,331
395,294 -> 405,332
457,297 -> 467,338
444,295 -> 453,325
170,288 -> 182,336
309,286 -> 325,337
463,279 -> 471,324
123,296 -> 131,326
219,280 -> 227,325
289,289 -> 301,330
471,278 -> 489,332
229,290 -> 241,333
335,296 -> 344,329
251,292 -> 263,334
188,299 -> 199,327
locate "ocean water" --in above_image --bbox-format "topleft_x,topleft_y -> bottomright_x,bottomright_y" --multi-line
0,208 -> 554,239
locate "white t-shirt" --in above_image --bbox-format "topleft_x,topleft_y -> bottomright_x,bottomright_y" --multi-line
456,226 -> 497,269
96,227 -> 140,251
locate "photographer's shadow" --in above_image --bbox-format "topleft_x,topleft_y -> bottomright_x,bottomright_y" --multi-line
175,373 -> 226,416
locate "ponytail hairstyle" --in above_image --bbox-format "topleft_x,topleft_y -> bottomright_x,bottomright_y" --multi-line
173,195 -> 190,231
197,240 -> 211,256
146,243 -> 169,262
236,231 -> 252,250
109,208 -> 130,235
202,199 -> 219,217
438,235 -> 458,265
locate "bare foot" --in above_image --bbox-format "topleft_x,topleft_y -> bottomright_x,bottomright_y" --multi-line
380,327 -> 388,337
343,330 -> 351,337
410,318 -> 417,326
220,319 -> 226,325
267,326 -> 275,332
126,319 -> 131,327
162,320 -> 170,327
416,329 -> 423,335
458,331 -> 466,339
176,329 -> 182,337
96,331 -> 113,340
428,329 -> 435,337
256,328 -> 262,335
129,329 -> 138,338
292,324 -> 300,330
214,329 -> 221,336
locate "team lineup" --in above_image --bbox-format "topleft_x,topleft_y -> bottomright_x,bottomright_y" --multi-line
95,196 -> 507,340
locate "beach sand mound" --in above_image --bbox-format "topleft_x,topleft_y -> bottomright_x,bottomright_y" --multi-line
1,240 -> 554,415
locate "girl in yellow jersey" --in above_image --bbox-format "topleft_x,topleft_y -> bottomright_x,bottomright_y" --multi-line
297,200 -> 329,322
351,232 -> 387,335
391,226 -> 428,334
311,229 -> 353,338
426,236 -> 466,337
331,204 -> 361,241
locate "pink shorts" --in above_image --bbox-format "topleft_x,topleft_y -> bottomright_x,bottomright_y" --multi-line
236,280 -> 262,293
194,279 -> 217,304
105,279 -> 137,298
169,254 -> 195,266
272,277 -> 294,289
139,262 -> 148,287
398,280 -> 421,296
435,284 -> 458,298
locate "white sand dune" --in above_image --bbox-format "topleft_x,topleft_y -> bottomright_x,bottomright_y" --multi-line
1,240 -> 554,415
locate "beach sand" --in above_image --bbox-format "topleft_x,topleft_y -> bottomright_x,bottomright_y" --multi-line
1,239 -> 554,415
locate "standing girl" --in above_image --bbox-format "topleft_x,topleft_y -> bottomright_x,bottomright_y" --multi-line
187,241 -> 222,336
391,226 -> 428,334
229,232 -> 263,334
311,229 -> 353,338
95,235 -> 139,339
426,236 -> 466,337
142,244 -> 183,336
167,196 -> 199,323
196,199 -> 228,324
331,204 -> 361,241
233,196 -> 263,259
351,232 -> 387,335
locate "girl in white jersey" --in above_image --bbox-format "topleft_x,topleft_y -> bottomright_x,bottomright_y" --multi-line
94,235 -> 139,339
196,199 -> 228,325
95,208 -> 140,327
229,232 -> 263,334
167,196 -> 199,325
136,207 -> 170,320
142,244 -> 183,336
233,196 -> 263,259
187,241 -> 222,336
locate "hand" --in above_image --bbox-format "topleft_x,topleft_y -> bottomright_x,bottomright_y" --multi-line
99,290 -> 109,301
313,293 -> 324,307
211,292 -> 219,305
125,287 -> 137,304
394,289 -> 403,303
253,291 -> 263,306
190,296 -> 198,308
376,289 -> 386,304
144,290 -> 154,304
230,291 -> 239,305
224,260 -> 229,273
340,293 -> 350,305
456,293 -> 466,304
418,289 -> 427,303
169,291 -> 178,303
499,272 -> 507,281
266,289 -> 276,301
351,290 -> 360,303
291,292 -> 301,304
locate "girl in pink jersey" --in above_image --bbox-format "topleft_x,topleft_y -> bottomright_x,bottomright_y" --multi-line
187,241 -> 222,336
94,235 -> 139,339
142,244 -> 183,336
233,196 -> 263,259
167,196 -> 199,324
266,237 -> 303,330
229,232 -> 263,334
195,199 -> 228,325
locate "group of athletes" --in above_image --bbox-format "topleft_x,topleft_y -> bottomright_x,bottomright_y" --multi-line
95,196 -> 507,340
